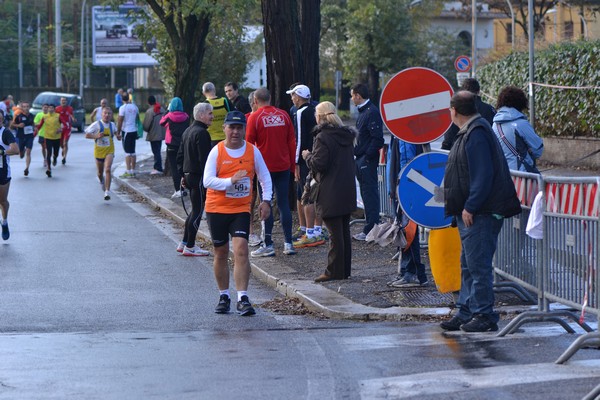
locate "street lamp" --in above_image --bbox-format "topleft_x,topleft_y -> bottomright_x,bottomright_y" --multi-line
79,0 -> 87,98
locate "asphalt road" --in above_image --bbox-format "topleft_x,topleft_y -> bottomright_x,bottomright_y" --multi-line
1,134 -> 599,399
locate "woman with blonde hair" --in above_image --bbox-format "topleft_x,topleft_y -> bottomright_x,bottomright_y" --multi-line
302,101 -> 357,282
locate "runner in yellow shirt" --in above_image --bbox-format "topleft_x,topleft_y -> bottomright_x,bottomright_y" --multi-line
36,104 -> 62,177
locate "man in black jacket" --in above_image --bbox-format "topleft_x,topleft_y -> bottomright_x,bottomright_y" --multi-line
441,78 -> 495,150
440,91 -> 521,333
225,82 -> 251,114
176,102 -> 214,257
350,83 -> 384,240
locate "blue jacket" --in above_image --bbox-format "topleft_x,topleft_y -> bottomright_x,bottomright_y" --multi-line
354,100 -> 384,160
492,107 -> 543,172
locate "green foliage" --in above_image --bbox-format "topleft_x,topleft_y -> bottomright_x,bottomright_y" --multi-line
478,40 -> 600,137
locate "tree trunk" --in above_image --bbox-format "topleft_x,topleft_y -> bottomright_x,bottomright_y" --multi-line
367,63 -> 379,107
299,0 -> 321,101
261,0 -> 304,110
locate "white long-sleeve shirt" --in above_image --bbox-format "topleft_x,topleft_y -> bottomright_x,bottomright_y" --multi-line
203,141 -> 273,202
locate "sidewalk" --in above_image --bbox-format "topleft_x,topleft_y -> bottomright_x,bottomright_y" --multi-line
115,154 -> 533,321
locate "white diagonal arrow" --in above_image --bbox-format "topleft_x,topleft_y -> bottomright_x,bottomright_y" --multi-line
406,169 -> 444,208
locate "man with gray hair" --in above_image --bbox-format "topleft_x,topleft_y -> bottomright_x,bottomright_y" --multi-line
175,102 -> 214,256
202,82 -> 232,147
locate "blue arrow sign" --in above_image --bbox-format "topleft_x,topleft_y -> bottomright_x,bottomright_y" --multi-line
398,152 -> 452,229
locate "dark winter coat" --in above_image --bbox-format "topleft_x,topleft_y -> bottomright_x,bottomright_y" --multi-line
305,124 -> 357,219
176,120 -> 212,178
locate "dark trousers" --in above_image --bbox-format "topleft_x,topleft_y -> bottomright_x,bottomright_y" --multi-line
356,156 -> 380,234
150,140 -> 163,171
400,230 -> 427,283
45,139 -> 60,170
166,145 -> 181,192
182,173 -> 205,248
323,214 -> 352,279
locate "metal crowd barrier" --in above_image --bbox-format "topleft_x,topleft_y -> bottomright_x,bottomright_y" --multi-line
351,162 -> 396,227
494,174 -> 600,365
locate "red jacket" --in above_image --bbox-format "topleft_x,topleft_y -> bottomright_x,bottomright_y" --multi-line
246,106 -> 296,173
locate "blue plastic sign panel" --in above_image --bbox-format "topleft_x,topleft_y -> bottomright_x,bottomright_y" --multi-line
397,152 -> 452,229
454,55 -> 472,72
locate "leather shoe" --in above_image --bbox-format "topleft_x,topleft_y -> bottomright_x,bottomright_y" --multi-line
314,274 -> 333,283
440,315 -> 470,331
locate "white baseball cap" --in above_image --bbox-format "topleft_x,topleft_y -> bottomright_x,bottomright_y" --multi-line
286,84 -> 311,99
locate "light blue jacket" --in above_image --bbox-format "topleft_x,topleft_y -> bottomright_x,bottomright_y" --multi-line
492,107 -> 543,172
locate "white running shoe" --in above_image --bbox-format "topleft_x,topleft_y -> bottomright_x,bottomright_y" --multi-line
283,242 -> 297,255
182,246 -> 210,257
171,190 -> 183,198
248,233 -> 262,247
104,191 -> 111,201
176,242 -> 185,253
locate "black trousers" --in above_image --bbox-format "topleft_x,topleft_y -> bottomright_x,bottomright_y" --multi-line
182,172 -> 205,248
166,145 -> 181,192
323,214 -> 352,279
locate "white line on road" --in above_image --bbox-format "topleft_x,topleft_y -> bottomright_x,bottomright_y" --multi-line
383,91 -> 451,121
359,359 -> 600,398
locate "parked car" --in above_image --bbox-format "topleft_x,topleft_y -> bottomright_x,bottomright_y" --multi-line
30,92 -> 85,132
106,24 -> 128,38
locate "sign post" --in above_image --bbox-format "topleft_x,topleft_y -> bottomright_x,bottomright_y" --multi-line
379,67 -> 454,144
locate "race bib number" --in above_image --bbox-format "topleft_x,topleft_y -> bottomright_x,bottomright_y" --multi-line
24,125 -> 34,135
226,177 -> 251,198
97,136 -> 110,147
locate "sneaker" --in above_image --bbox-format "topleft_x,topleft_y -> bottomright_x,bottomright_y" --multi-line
460,315 -> 498,332
293,235 -> 325,248
283,242 -> 297,255
251,244 -> 275,257
176,242 -> 186,253
52,156 -> 57,166
24,168 -> 28,176
119,172 -> 132,179
440,315 -> 470,331
61,158 -> 66,165
236,295 -> 256,316
292,227 -> 306,241
215,294 -> 231,314
46,170 -> 52,178
248,233 -> 262,247
150,169 -> 162,175
352,232 -> 367,241
104,191 -> 111,201
1,223 -> 9,240
171,190 -> 183,198
390,274 -> 421,287
182,246 -> 210,257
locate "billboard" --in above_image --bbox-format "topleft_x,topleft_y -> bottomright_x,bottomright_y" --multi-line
92,5 -> 158,67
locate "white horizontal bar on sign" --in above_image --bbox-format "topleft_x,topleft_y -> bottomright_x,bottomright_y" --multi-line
383,91 -> 452,121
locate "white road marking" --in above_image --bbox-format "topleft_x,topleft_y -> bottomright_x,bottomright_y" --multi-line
359,359 -> 600,398
383,91 -> 451,121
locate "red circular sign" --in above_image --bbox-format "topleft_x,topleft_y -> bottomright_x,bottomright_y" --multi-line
379,67 -> 454,144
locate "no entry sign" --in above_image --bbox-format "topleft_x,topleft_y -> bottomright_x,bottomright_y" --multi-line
379,67 -> 454,144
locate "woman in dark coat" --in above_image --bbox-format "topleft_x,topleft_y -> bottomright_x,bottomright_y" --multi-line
302,101 -> 357,282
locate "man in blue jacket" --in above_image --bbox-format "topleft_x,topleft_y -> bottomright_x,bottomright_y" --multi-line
441,91 -> 521,333
350,83 -> 384,241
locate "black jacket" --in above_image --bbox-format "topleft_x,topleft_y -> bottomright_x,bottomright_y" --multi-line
354,100 -> 384,160
176,121 -> 212,178
441,96 -> 496,150
305,124 -> 357,218
293,103 -> 317,167
444,117 -> 521,218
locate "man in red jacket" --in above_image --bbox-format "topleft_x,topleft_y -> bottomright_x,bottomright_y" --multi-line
246,88 -> 297,257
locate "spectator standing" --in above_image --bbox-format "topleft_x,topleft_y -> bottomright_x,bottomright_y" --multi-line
286,84 -> 325,248
116,93 -> 139,178
10,101 -> 35,176
0,112 -> 19,240
492,85 -> 544,173
203,82 -> 233,147
160,97 -> 190,198
440,91 -> 521,333
441,78 -> 495,150
175,103 -> 213,257
303,102 -> 357,282
246,88 -> 297,257
225,82 -> 252,114
143,95 -> 166,174
245,90 -> 262,248
204,111 -> 273,316
90,98 -> 109,123
55,97 -> 74,165
84,107 -> 121,201
115,89 -> 124,110
350,83 -> 384,241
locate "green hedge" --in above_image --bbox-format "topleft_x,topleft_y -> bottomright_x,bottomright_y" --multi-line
478,40 -> 600,137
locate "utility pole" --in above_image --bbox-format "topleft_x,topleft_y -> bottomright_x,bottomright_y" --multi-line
471,0 -> 477,77
37,13 -> 41,86
18,3 -> 23,87
55,0 -> 62,88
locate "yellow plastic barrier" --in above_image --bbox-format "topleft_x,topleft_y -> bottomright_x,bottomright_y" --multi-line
428,227 -> 461,293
